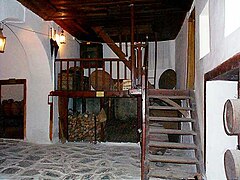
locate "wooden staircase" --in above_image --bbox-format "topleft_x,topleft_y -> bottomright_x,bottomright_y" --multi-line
141,89 -> 205,179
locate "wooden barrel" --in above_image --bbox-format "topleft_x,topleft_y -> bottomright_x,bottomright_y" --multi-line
223,99 -> 240,135
224,149 -> 240,180
90,70 -> 112,91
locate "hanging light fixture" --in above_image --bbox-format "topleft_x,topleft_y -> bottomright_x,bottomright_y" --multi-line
0,26 -> 6,53
59,30 -> 66,44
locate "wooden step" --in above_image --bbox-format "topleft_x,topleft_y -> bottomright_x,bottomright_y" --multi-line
148,89 -> 190,97
149,128 -> 197,136
149,134 -> 170,142
149,123 -> 164,127
149,95 -> 191,100
149,116 -> 195,122
148,154 -> 198,164
149,105 -> 192,111
149,169 -> 196,179
149,141 -> 197,149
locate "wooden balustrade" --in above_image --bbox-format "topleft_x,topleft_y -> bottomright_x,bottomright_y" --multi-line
55,58 -> 132,92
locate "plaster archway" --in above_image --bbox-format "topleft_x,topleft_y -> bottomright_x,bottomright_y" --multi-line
0,25 -> 53,144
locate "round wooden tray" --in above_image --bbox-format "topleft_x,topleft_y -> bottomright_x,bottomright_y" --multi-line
90,70 -> 112,90
159,69 -> 176,89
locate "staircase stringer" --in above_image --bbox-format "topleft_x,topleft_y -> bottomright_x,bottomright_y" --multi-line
189,90 -> 206,179
159,98 -> 189,117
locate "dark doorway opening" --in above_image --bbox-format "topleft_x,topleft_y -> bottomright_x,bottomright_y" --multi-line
0,79 -> 26,139
105,98 -> 138,143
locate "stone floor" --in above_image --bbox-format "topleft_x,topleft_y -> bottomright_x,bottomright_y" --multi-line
0,139 -> 141,180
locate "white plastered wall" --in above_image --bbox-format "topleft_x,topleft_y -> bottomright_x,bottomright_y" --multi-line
206,81 -> 238,179
148,41 -> 175,87
175,18 -> 188,90
0,0 -> 79,144
194,0 -> 240,130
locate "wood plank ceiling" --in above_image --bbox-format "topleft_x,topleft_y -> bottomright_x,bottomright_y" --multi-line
16,0 -> 193,42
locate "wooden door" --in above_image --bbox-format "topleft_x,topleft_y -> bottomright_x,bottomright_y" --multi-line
187,9 -> 195,89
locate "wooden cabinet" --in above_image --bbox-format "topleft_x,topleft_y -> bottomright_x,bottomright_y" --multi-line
80,43 -> 103,68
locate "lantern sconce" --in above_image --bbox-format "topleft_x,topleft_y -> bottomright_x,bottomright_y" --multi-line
59,29 -> 66,44
0,23 -> 6,53
50,27 -> 66,45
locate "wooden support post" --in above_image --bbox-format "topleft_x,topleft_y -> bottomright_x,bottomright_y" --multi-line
110,61 -> 113,90
80,64 -> 84,91
48,95 -> 53,141
137,96 -> 142,142
88,62 -> 91,90
125,40 -> 128,57
103,62 -> 105,89
60,61 -> 63,90
66,60 -> 69,91
141,72 -> 148,179
92,26 -> 131,69
238,62 -> 240,98
154,33 -> 158,87
187,11 -> 195,90
130,0 -> 135,88
238,63 -> 240,149
100,98 -> 106,141
74,61 -> 77,91
136,43 -> 142,86
117,58 -> 120,90
119,34 -> 122,50
58,97 -> 68,143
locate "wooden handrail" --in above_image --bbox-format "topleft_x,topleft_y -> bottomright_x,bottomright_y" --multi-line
55,58 -> 126,62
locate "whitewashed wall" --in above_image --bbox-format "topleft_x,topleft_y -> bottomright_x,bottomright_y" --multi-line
194,0 -> 240,128
148,41 -> 175,87
206,81 -> 238,180
175,18 -> 188,90
0,0 -> 79,144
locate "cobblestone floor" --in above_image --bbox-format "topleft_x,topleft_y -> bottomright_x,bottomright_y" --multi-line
0,139 -> 141,180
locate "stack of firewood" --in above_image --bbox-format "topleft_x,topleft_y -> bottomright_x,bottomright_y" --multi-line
68,110 -> 106,142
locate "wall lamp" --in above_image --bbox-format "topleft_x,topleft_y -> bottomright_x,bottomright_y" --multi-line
59,30 -> 66,44
0,26 -> 6,53
51,27 -> 66,45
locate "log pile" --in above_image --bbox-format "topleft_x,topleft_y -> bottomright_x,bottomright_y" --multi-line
68,110 -> 106,142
